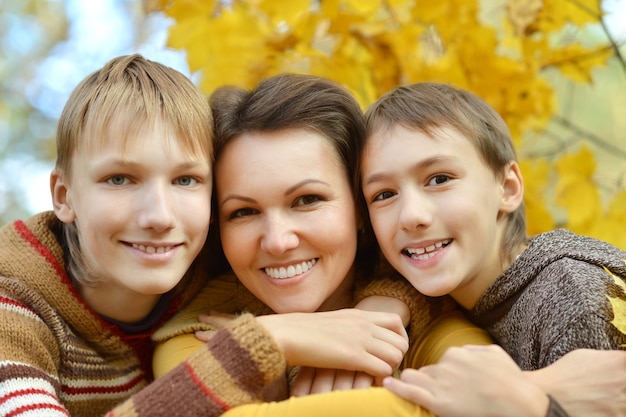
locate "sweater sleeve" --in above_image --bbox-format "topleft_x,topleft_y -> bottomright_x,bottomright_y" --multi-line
219,387 -> 434,417
107,313 -> 287,417
0,283 -> 68,416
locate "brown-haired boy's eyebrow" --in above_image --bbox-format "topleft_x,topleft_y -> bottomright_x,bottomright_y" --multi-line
363,155 -> 457,186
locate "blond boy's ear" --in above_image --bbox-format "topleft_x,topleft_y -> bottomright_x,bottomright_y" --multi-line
50,168 -> 76,223
499,161 -> 524,214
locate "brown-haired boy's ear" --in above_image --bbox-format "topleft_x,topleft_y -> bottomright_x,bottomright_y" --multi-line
50,169 -> 76,223
499,161 -> 524,214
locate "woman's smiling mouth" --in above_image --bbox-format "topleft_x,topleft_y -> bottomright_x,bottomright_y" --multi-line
264,259 -> 317,279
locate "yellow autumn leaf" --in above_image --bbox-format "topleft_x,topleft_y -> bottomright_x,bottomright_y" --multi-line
555,176 -> 601,227
197,5 -> 273,93
556,145 -> 596,179
259,0 -> 311,27
340,0 -> 384,16
507,0 -> 543,36
608,189 -> 626,222
545,44 -> 614,83
411,1 -> 453,24
553,146 -> 600,230
520,158 -> 555,235
588,217 -> 626,251
160,0 -> 217,21
320,0 -> 341,19
606,265 -> 626,340
535,0 -> 600,32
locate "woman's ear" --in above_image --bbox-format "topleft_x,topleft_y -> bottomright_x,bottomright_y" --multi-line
499,161 -> 524,214
50,169 -> 76,223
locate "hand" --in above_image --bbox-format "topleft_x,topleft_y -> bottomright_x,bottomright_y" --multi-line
290,367 -> 376,396
257,309 -> 408,377
384,344 -> 549,417
526,349 -> 626,417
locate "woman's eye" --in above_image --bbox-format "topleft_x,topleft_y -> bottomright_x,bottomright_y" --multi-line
176,176 -> 197,187
373,190 -> 395,201
229,207 -> 257,219
294,195 -> 322,207
428,174 -> 450,186
107,175 -> 129,186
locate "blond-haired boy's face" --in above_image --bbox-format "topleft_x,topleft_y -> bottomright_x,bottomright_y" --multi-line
52,117 -> 212,321
361,124 -> 513,309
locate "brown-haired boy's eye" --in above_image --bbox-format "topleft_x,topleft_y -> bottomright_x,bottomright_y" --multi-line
428,175 -> 450,186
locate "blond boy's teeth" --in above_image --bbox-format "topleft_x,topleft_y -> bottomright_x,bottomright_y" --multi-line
132,243 -> 172,254
265,259 -> 317,279
405,239 -> 451,259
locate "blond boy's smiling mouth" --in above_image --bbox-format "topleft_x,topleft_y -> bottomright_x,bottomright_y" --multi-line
264,259 -> 317,279
129,243 -> 178,254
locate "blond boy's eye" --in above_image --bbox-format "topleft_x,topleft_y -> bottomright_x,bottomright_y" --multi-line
107,175 -> 129,186
176,176 -> 196,186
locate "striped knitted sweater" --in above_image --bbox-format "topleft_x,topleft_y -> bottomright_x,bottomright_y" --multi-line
469,228 -> 626,370
0,212 -> 286,416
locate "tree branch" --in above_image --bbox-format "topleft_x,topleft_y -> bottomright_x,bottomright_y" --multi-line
552,114 -> 626,158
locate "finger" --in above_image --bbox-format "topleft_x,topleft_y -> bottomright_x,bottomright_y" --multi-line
194,330 -> 216,342
198,313 -> 233,328
290,367 -> 316,397
364,334 -> 407,372
383,374 -> 434,407
399,367 -> 427,383
366,310 -> 409,338
353,371 -> 376,389
331,370 -> 357,391
309,368 -> 337,394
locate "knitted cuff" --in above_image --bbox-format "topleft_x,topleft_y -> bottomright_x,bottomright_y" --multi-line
225,313 -> 288,383
545,395 -> 571,417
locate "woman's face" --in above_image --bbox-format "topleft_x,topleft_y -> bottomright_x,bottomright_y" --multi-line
216,128 -> 358,313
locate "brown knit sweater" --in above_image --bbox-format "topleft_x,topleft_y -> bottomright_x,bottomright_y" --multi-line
469,228 -> 626,370
0,212 -> 286,416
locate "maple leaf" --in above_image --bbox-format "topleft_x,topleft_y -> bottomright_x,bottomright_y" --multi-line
507,0 -> 543,36
606,263 -> 626,343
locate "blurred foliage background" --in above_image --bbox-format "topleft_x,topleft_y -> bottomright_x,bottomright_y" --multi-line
1,0 -> 625,249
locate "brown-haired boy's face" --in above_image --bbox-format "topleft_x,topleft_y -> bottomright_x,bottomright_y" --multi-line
361,124 -> 517,310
